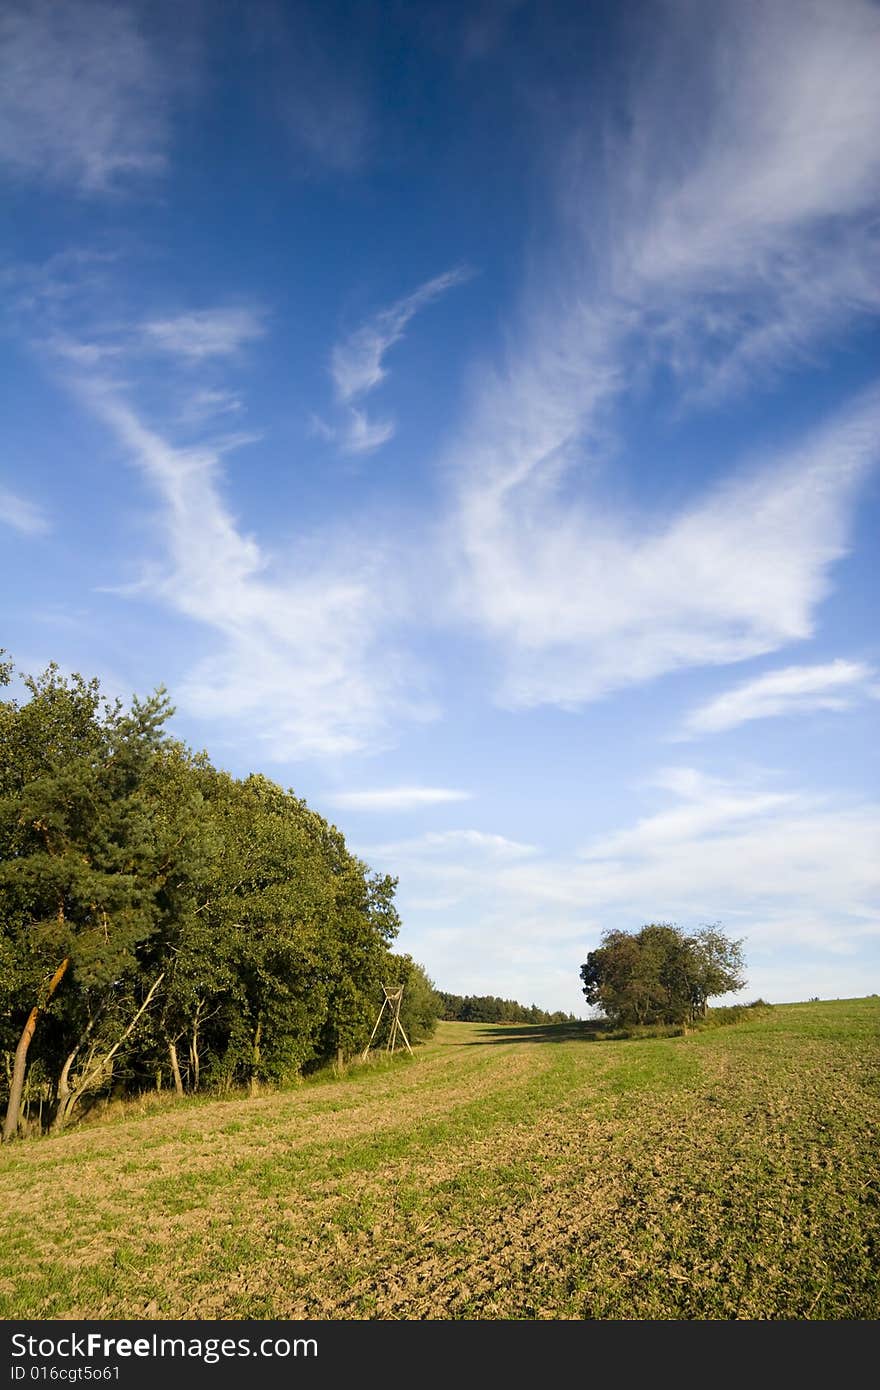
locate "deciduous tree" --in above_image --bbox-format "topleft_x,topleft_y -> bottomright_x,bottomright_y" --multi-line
580,923 -> 745,1027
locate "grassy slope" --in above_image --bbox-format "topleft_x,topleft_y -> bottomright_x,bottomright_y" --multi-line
1,998 -> 877,1320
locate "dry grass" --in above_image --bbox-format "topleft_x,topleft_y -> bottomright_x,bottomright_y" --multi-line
1,998 -> 877,1319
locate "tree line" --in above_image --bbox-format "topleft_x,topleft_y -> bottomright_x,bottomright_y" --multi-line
1,656 -> 752,1143
0,658 -> 438,1140
437,993 -> 579,1025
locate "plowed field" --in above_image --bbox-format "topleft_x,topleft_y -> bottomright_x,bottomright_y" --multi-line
1,998 -> 878,1319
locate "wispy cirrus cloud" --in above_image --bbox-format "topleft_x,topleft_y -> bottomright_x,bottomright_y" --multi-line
328,787 -> 471,812
371,768 -> 880,1008
0,485 -> 50,536
357,825 -> 539,899
580,768 -> 799,856
331,268 -> 471,403
372,822 -> 536,856
73,380 -> 427,758
456,386 -> 880,709
319,268 -> 471,456
29,288 -> 432,760
680,660 -> 877,737
345,409 -> 395,456
178,389 -> 245,425
1,252 -> 121,351
563,769 -> 880,955
141,309 -> 266,362
624,1 -> 880,291
609,0 -> 880,407
0,0 -> 175,192
449,0 -> 880,711
317,408 -> 396,457
44,335 -> 124,368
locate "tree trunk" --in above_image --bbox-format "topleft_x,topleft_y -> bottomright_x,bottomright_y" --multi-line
2,957 -> 70,1144
189,1007 -> 202,1094
51,1044 -> 80,1133
168,1041 -> 184,1096
250,1018 -> 262,1096
52,973 -> 164,1133
51,1005 -> 106,1134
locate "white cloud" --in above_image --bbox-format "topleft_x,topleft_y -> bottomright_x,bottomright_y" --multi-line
318,268 -> 471,456
365,834 -> 505,897
178,390 -> 245,425
328,787 -> 471,812
580,769 -> 800,858
381,768 -> 880,1009
142,309 -> 266,361
617,0 -> 880,402
419,829 -> 537,857
0,485 -> 50,536
368,828 -> 536,859
331,268 -> 470,403
556,771 -> 880,954
447,0 -> 880,710
627,0 -> 880,291
78,382 -> 427,759
308,414 -> 336,444
681,659 -> 876,736
455,385 -> 880,709
43,335 -> 123,367
610,0 -> 880,409
338,408 -> 395,456
0,0 -> 171,191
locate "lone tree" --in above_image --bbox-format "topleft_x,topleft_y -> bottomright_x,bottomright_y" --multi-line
580,923 -> 745,1027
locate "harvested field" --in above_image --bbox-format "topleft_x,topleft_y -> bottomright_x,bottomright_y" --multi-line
1,998 -> 878,1319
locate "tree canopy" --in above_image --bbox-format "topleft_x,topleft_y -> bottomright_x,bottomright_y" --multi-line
579,923 -> 745,1027
437,992 -> 578,1025
1,657 -> 438,1139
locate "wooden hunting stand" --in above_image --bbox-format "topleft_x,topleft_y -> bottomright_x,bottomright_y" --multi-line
361,985 -> 413,1060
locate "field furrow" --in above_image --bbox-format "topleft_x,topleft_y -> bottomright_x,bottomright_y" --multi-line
1,1000 -> 877,1320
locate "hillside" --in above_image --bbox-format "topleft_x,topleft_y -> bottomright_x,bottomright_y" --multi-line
1,998 -> 877,1319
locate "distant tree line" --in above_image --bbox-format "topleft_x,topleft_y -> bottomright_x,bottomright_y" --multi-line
0,658 -> 440,1141
580,923 -> 746,1028
436,992 -> 579,1025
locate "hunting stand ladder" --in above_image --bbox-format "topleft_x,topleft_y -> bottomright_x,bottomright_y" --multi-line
361,985 -> 413,1059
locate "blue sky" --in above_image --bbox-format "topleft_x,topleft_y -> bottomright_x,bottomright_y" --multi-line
1,0 -> 878,1016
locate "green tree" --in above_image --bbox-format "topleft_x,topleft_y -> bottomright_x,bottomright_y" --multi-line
685,925 -> 747,1019
435,991 -> 575,1024
2,656 -> 419,1136
580,923 -> 745,1027
0,664 -> 173,1138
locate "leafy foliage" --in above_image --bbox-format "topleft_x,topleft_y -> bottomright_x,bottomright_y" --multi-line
379,954 -> 442,1046
0,658 -> 438,1136
437,992 -> 578,1025
580,923 -> 745,1027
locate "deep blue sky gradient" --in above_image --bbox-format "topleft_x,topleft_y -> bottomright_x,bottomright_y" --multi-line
1,0 -> 878,1013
